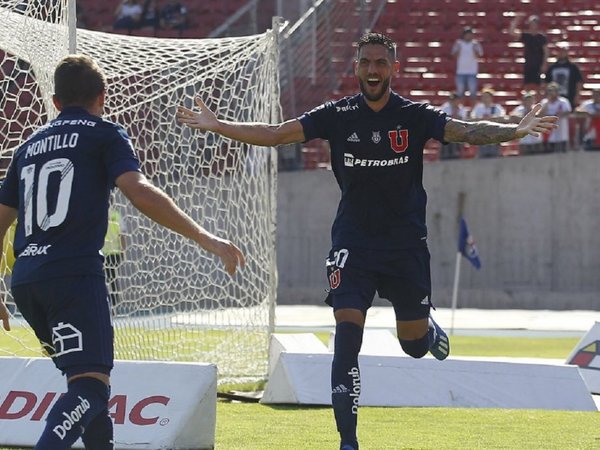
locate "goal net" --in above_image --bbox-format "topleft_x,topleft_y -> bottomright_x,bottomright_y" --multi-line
0,1 -> 279,383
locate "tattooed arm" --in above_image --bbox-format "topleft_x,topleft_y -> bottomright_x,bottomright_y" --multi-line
444,104 -> 558,144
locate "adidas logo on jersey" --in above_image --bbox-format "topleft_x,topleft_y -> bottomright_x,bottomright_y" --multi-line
420,296 -> 430,305
332,384 -> 349,394
347,132 -> 360,143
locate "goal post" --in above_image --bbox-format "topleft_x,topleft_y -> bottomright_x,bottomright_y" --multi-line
0,1 -> 279,383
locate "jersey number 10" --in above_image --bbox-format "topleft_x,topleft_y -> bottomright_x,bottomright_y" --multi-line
20,158 -> 74,237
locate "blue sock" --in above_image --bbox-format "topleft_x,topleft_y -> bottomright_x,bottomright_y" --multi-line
35,377 -> 110,450
331,321 -> 363,449
82,408 -> 114,450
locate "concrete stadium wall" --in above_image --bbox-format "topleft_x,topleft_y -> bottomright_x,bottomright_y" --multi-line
276,152 -> 600,310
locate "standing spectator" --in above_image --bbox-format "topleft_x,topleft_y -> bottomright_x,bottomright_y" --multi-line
470,87 -> 506,157
509,14 -> 548,90
161,1 -> 188,35
544,43 -> 583,109
577,88 -> 600,150
76,0 -> 89,29
439,92 -> 467,159
509,91 -> 544,155
540,81 -> 572,152
451,26 -> 483,102
103,206 -> 126,308
113,0 -> 143,33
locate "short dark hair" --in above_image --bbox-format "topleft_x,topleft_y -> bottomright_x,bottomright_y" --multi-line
54,54 -> 106,108
357,32 -> 397,60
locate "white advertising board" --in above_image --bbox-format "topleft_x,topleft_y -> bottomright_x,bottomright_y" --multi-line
0,357 -> 217,449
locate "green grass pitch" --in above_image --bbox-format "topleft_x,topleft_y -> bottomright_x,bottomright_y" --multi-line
0,329 -> 595,449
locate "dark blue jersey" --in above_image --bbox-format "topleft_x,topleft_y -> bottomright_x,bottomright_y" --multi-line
0,107 -> 141,286
299,92 -> 448,250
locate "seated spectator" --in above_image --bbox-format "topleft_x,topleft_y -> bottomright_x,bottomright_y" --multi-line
114,0 -> 143,33
540,81 -> 572,153
76,0 -> 89,29
577,88 -> 600,151
470,87 -> 506,157
161,1 -> 188,34
140,0 -> 160,34
439,92 -> 467,159
509,91 -> 544,155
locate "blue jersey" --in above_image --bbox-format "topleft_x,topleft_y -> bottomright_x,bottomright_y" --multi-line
299,92 -> 448,250
0,107 -> 141,286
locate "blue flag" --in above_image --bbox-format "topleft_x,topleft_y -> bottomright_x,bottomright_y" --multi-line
458,217 -> 482,269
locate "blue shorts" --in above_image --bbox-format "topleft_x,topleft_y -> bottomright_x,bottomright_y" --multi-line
325,247 -> 433,321
12,275 -> 114,377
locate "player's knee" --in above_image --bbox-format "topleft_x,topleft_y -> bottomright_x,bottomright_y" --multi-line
399,333 -> 429,359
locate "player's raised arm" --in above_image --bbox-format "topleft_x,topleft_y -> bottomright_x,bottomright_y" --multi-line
177,96 -> 305,146
116,171 -> 245,275
444,103 -> 557,144
0,204 -> 17,332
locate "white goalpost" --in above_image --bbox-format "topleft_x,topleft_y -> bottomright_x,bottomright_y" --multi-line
0,0 -> 279,383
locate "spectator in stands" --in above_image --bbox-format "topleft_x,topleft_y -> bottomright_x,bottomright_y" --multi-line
76,1 -> 89,29
161,1 -> 188,35
439,92 -> 467,159
451,26 -> 483,103
113,0 -> 143,33
540,81 -> 572,152
577,88 -> 600,151
509,91 -> 544,155
140,0 -> 161,34
509,14 -> 548,91
470,87 -> 506,157
544,42 -> 583,109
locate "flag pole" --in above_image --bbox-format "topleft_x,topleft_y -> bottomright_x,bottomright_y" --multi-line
450,251 -> 462,335
451,191 -> 466,336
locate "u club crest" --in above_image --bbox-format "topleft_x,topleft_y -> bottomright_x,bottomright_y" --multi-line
371,131 -> 381,144
329,268 -> 341,289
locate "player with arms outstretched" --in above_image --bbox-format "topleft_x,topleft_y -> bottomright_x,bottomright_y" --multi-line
0,54 -> 244,449
177,32 -> 557,450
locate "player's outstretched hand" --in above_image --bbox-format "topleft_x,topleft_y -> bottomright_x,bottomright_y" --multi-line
176,96 -> 219,132
515,103 -> 558,139
0,300 -> 11,331
203,236 -> 246,276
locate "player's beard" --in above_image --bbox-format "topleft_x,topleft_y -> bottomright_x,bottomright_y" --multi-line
359,77 -> 390,102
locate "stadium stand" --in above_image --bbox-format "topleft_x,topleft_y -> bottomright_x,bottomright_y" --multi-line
77,0 -> 247,37
62,1 -> 600,165
323,0 -> 599,163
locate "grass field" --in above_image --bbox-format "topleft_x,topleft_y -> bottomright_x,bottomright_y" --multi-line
0,331 -> 595,449
215,403 -> 599,449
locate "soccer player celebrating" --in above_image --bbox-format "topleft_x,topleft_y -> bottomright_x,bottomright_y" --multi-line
0,54 -> 244,449
177,32 -> 557,450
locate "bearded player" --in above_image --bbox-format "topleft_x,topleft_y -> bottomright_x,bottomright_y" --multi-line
177,32 -> 557,450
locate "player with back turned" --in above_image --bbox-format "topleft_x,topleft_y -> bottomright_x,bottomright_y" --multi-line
0,54 -> 244,449
177,32 -> 557,450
